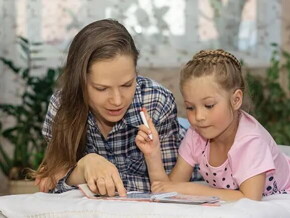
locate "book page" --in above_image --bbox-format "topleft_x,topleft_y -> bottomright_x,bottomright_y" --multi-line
78,184 -> 219,205
154,194 -> 219,205
78,184 -> 153,202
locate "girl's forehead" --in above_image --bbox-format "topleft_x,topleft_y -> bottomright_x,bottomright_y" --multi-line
183,75 -> 219,90
182,76 -> 229,100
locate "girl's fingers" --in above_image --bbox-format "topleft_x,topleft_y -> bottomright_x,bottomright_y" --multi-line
135,135 -> 147,145
137,129 -> 152,142
138,124 -> 152,137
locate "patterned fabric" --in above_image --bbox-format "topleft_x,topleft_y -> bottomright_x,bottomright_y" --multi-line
42,76 -> 186,193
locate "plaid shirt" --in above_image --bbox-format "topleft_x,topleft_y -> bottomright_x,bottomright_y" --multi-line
42,76 -> 186,193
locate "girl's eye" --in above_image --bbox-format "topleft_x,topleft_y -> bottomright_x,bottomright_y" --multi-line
205,104 -> 215,109
186,106 -> 195,111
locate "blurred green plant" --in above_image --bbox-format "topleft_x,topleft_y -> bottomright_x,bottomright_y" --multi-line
0,37 -> 60,179
247,43 -> 290,145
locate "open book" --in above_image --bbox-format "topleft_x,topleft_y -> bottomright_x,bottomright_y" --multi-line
78,184 -> 219,205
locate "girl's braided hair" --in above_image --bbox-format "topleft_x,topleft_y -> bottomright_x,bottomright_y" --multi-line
180,49 -> 252,111
192,49 -> 241,71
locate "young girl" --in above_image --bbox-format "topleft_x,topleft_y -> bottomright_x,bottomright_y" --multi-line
135,49 -> 290,201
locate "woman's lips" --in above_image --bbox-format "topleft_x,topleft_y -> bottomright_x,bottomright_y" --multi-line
107,108 -> 124,116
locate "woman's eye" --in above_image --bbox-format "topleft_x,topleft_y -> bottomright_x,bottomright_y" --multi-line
122,83 -> 132,88
205,104 -> 214,109
95,87 -> 106,91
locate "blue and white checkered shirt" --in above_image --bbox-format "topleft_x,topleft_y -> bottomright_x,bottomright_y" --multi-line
42,76 -> 186,193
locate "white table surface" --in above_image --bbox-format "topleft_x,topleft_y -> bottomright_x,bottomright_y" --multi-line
1,190 -> 290,218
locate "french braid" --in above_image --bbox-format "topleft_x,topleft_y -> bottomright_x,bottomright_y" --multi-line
180,49 -> 252,111
192,49 -> 241,71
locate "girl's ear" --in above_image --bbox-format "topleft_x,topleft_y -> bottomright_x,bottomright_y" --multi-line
231,89 -> 243,110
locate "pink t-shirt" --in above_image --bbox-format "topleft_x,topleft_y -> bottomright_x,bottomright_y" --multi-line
179,111 -> 290,196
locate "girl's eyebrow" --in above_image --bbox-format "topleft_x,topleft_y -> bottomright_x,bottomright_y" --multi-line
184,97 -> 215,105
202,96 -> 215,100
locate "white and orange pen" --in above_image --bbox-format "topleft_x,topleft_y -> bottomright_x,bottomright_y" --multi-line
140,108 -> 153,140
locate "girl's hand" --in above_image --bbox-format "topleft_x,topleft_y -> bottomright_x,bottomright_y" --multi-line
151,181 -> 182,193
135,108 -> 161,157
76,153 -> 127,197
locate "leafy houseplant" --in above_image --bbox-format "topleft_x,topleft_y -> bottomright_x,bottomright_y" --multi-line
246,44 -> 290,145
0,37 -> 60,180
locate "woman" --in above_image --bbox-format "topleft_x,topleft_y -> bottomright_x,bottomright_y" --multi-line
35,19 -> 185,197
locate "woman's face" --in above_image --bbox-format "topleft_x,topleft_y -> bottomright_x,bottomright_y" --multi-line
87,54 -> 137,127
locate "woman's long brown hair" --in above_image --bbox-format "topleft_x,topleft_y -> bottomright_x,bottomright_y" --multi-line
34,19 -> 139,182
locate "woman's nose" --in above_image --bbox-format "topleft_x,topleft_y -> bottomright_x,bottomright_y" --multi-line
110,90 -> 122,106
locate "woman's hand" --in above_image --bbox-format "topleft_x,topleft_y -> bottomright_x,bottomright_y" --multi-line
35,169 -> 67,192
135,108 -> 161,158
74,153 -> 127,197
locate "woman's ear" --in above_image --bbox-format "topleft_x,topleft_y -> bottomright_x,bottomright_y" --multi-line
231,89 -> 243,110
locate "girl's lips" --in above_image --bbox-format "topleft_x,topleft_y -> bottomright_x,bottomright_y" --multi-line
198,126 -> 210,129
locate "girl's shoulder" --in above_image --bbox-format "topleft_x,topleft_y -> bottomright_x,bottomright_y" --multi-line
236,111 -> 274,142
178,127 -> 207,166
182,127 -> 207,149
232,111 -> 277,152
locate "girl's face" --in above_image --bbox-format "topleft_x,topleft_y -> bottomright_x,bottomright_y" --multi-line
87,54 -> 137,127
181,75 -> 241,141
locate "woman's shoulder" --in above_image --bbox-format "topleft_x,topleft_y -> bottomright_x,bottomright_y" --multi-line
49,90 -> 62,108
135,76 -> 178,123
137,76 -> 174,98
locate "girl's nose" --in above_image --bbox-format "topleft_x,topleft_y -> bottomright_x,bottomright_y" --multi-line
195,109 -> 205,122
